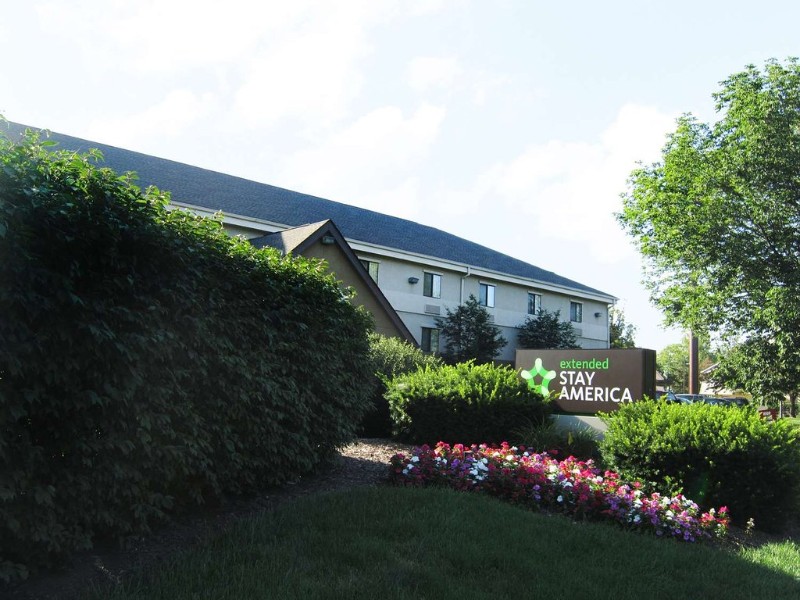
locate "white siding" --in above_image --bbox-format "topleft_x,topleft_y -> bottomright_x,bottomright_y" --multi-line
210,215 -> 613,356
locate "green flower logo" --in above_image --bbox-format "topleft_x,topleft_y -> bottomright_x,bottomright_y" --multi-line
521,358 -> 557,396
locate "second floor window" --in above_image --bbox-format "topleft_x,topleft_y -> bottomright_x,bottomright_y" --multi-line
570,301 -> 583,323
423,272 -> 441,298
528,292 -> 541,315
359,259 -> 379,283
479,283 -> 495,308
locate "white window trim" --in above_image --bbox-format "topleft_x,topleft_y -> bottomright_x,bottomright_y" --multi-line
479,282 -> 496,308
527,291 -> 542,315
421,327 -> 440,353
570,300 -> 583,323
423,271 -> 442,299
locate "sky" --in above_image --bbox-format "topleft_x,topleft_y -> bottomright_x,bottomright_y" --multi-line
3,0 -> 799,351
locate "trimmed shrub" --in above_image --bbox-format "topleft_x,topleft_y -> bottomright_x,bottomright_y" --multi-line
0,129 -> 374,580
359,333 -> 442,437
513,420 -> 600,461
385,362 -> 550,445
599,401 -> 800,531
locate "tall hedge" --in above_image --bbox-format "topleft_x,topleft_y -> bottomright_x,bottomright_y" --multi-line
0,129 -> 374,580
599,401 -> 800,531
385,362 -> 551,445
359,333 -> 442,437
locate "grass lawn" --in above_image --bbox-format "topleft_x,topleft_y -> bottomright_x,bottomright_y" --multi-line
85,486 -> 800,600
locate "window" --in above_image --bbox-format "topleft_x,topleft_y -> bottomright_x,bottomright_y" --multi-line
527,292 -> 542,315
479,283 -> 495,308
359,259 -> 379,283
570,301 -> 583,323
423,272 -> 441,298
421,327 -> 440,353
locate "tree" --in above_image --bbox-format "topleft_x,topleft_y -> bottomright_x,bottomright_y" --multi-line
657,334 -> 716,393
609,306 -> 637,349
517,309 -> 578,349
618,58 -> 800,402
712,338 -> 799,416
436,295 -> 507,364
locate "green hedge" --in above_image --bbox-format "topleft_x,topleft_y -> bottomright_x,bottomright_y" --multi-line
385,362 -> 551,445
0,129 -> 374,580
599,401 -> 800,531
359,333 -> 442,437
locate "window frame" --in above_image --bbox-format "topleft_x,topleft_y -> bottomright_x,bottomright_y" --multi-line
570,301 -> 583,323
421,327 -> 440,354
423,272 -> 442,299
527,292 -> 542,315
478,282 -> 496,308
358,259 -> 379,283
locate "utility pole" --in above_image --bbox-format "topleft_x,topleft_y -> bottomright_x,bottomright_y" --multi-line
688,331 -> 699,394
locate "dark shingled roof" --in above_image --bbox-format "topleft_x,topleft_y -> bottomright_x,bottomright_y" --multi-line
4,121 -> 614,298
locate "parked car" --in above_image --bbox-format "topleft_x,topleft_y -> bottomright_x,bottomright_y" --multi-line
658,391 -> 681,403
724,397 -> 749,407
675,394 -> 704,404
699,396 -> 729,406
658,392 -> 695,404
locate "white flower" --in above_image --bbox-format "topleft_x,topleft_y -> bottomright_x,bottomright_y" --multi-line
557,495 -> 564,503
563,481 -> 573,489
411,456 -> 420,463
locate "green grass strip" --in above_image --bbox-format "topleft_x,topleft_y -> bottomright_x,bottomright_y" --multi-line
86,486 -> 800,600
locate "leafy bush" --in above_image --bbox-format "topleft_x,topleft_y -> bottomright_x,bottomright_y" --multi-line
436,295 -> 507,364
0,129 -> 374,580
599,401 -> 800,531
513,420 -> 600,461
516,309 -> 578,349
385,362 -> 550,445
359,333 -> 442,437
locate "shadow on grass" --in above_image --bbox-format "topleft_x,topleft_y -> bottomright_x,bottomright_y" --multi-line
85,486 -> 800,600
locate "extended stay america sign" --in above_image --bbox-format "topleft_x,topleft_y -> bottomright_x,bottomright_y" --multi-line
515,348 -> 657,414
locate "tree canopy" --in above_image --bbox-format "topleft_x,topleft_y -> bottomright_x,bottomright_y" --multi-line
618,58 -> 800,402
517,309 -> 578,349
435,295 -> 507,364
609,306 -> 637,349
657,334 -> 716,393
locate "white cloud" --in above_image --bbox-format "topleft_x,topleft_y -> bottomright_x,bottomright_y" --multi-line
233,26 -> 369,127
406,57 -> 461,91
86,90 -> 217,146
470,104 -> 676,263
36,0 -> 326,72
274,103 -> 446,216
365,178 -> 424,220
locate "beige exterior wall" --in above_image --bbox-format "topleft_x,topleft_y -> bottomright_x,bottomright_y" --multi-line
194,208 -> 614,357
355,250 -> 612,362
299,241 -> 409,340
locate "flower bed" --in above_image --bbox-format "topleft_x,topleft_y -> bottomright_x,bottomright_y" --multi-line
389,442 -> 729,542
